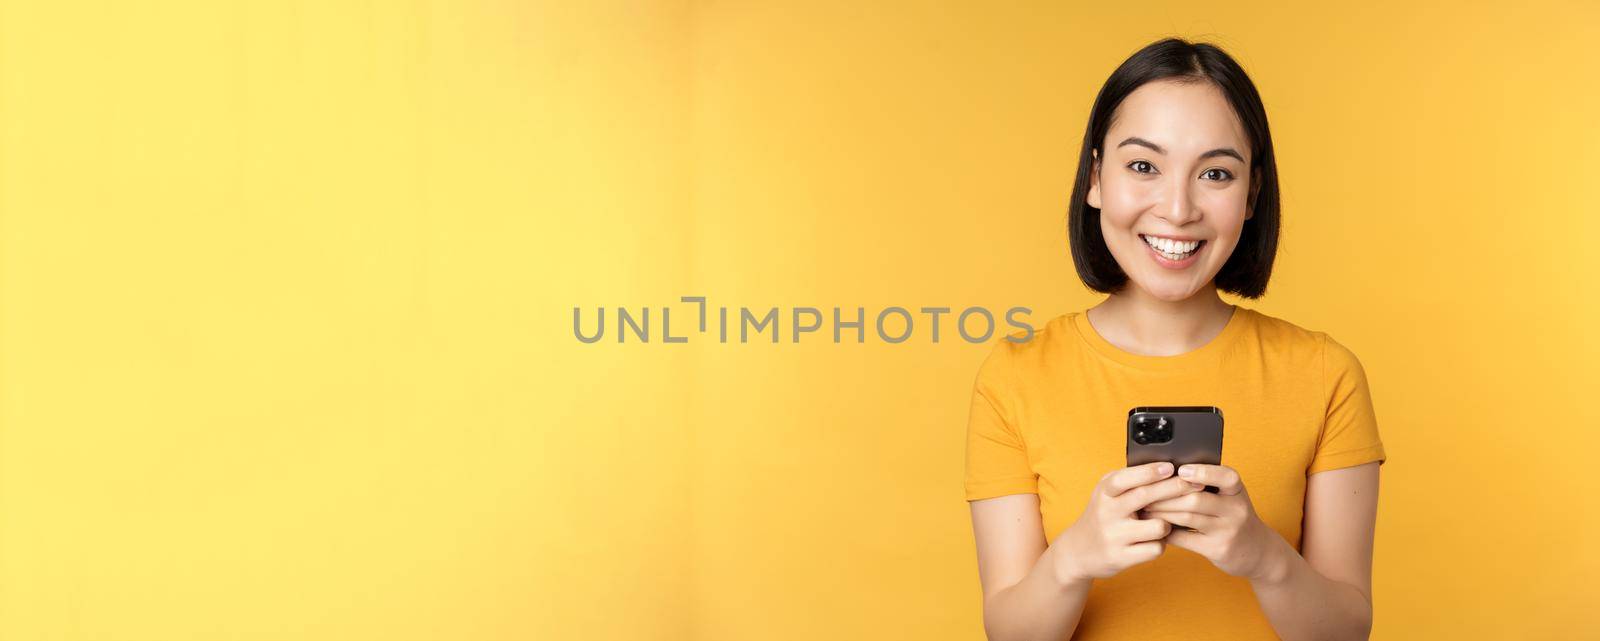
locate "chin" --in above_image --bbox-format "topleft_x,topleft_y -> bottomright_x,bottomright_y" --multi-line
1149,289 -> 1197,303
1131,277 -> 1204,302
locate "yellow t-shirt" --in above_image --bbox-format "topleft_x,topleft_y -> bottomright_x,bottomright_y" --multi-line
964,305 -> 1386,640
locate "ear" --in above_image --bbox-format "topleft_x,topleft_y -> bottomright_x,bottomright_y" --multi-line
1087,148 -> 1102,209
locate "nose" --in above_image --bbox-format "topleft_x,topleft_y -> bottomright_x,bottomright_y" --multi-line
1157,177 -> 1201,226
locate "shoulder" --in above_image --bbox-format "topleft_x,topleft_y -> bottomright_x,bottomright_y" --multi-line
1242,307 -> 1346,357
986,312 -> 1076,363
1242,307 -> 1367,381
972,312 -> 1077,385
1242,306 -> 1323,349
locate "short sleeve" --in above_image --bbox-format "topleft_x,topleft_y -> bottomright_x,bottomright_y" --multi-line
1308,333 -> 1388,475
963,341 -> 1038,501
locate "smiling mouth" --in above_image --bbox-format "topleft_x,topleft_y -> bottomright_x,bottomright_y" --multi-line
1139,234 -> 1206,261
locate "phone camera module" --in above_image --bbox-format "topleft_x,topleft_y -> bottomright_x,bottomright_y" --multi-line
1134,415 -> 1174,445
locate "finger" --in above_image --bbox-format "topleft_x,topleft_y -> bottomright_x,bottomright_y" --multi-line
1102,462 -> 1174,497
1120,514 -> 1172,543
1163,528 -> 1205,551
1140,488 -> 1226,516
1122,540 -> 1164,565
1177,464 -> 1244,496
1116,476 -> 1202,515
1145,510 -> 1218,534
1137,483 -> 1204,511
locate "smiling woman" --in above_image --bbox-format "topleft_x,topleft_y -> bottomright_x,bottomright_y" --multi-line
965,38 -> 1385,641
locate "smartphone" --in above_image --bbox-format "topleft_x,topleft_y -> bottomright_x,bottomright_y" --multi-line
1126,406 -> 1224,496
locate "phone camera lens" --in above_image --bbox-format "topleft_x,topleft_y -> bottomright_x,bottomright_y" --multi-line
1133,415 -> 1178,445
1135,415 -> 1171,444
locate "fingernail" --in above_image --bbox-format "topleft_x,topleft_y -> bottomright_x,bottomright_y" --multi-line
1178,466 -> 1195,478
1156,462 -> 1173,476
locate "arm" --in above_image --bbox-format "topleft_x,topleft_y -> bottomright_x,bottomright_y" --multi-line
1249,461 -> 1381,641
967,466 -> 1191,641
1248,333 -> 1385,639
1142,461 -> 1380,640
969,493 -> 1091,641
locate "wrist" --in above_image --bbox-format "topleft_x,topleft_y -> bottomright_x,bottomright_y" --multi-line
1047,543 -> 1094,591
1248,526 -> 1295,586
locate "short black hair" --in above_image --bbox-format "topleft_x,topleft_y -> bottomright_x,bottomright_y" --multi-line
1066,37 -> 1280,299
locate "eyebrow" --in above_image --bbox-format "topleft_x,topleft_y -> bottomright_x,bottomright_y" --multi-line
1116,136 -> 1245,163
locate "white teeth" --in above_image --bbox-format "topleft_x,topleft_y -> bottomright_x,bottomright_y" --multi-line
1142,234 -> 1200,257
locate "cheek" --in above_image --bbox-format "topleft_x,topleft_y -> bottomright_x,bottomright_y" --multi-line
1195,185 -> 1247,210
1197,190 -> 1251,230
1098,179 -> 1155,224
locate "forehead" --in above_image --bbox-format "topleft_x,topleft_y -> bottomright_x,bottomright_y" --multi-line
1106,79 -> 1249,159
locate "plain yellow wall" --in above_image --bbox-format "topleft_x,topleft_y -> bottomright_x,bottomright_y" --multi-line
1,1 -> 1595,640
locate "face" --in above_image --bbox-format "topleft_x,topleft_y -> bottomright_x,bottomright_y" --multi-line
1086,79 -> 1259,302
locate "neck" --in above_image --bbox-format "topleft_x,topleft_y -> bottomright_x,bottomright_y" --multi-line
1086,284 -> 1236,357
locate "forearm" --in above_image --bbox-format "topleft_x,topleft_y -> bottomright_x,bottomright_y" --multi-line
1249,534 -> 1373,641
982,544 -> 1093,641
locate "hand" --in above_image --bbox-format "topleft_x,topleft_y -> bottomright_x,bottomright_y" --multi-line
1050,461 -> 1207,584
1136,463 -> 1281,581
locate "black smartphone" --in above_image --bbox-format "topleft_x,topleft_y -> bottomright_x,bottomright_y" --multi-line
1126,406 -> 1224,495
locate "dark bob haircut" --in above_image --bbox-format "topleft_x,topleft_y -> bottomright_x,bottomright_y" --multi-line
1067,37 -> 1280,299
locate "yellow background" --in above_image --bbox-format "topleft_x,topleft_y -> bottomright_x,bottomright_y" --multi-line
1,1 -> 1595,639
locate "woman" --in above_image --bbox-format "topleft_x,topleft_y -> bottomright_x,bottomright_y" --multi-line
964,38 -> 1386,641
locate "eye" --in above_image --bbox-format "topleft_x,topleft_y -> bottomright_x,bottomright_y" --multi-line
1202,168 -> 1235,181
1127,160 -> 1157,175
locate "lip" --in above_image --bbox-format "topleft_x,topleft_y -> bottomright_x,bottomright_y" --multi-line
1142,236 -> 1205,270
